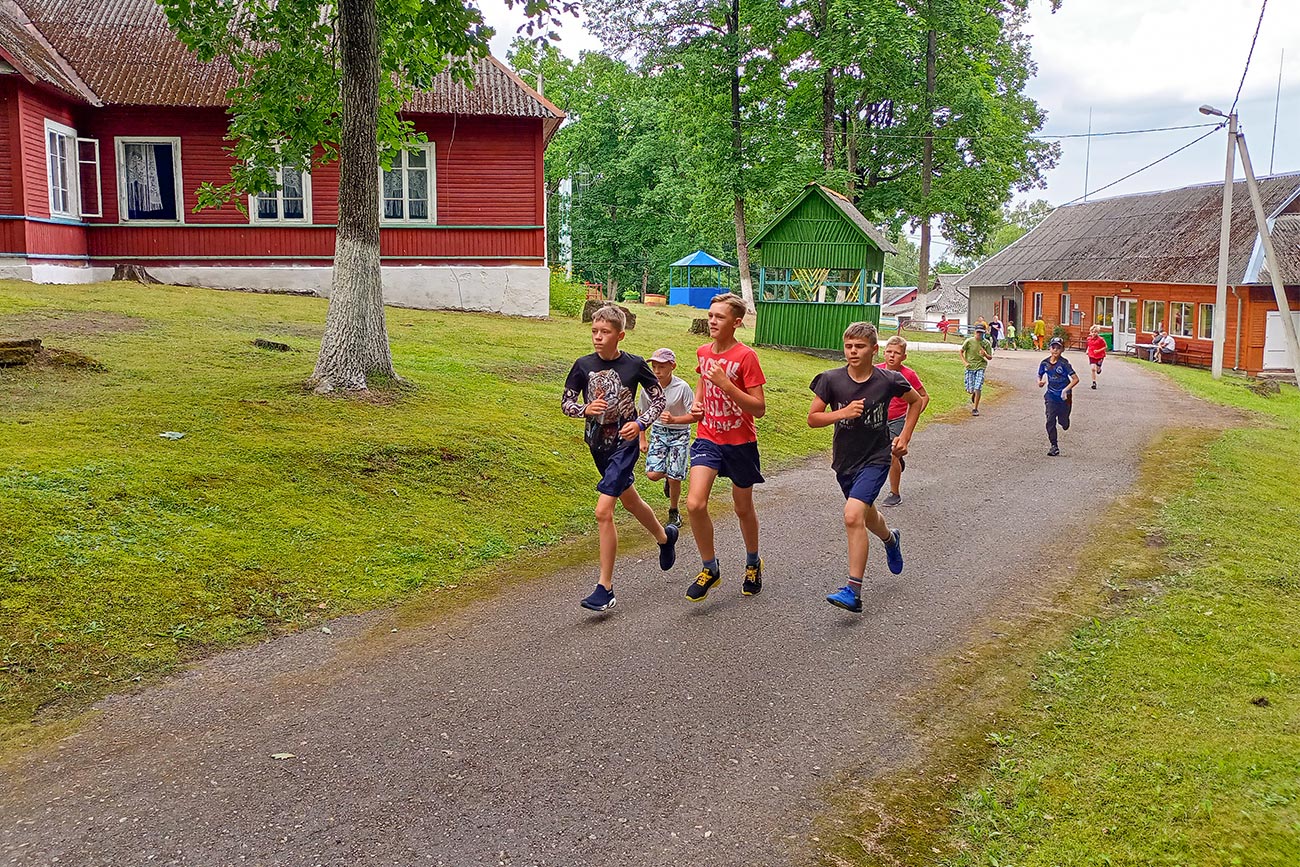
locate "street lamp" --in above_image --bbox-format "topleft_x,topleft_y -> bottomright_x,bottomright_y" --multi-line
1202,104 -> 1236,379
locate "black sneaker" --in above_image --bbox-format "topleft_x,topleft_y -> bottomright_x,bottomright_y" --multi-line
580,584 -> 616,612
1047,446 -> 1060,456
686,567 -> 720,601
666,508 -> 681,530
741,560 -> 763,596
881,492 -> 902,507
659,523 -> 679,571
1091,382 -> 1097,389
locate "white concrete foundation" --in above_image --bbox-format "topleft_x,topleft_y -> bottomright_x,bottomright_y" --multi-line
0,260 -> 550,318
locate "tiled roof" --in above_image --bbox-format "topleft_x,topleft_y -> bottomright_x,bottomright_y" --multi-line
0,0 -> 562,133
960,173 -> 1300,289
0,0 -> 97,102
1259,214 -> 1300,285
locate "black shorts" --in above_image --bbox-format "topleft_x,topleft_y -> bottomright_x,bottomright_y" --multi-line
593,439 -> 640,497
836,464 -> 890,505
689,438 -> 765,489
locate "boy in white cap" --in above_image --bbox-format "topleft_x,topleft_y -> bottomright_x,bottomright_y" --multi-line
639,348 -> 695,528
1038,336 -> 1080,457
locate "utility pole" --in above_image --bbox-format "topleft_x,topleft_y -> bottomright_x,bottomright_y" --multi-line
1208,109 -> 1236,379
912,26 -> 936,331
1236,128 -> 1300,389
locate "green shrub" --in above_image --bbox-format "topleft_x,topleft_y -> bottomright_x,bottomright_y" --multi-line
549,269 -> 586,317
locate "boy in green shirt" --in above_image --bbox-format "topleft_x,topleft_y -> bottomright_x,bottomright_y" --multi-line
960,324 -> 993,416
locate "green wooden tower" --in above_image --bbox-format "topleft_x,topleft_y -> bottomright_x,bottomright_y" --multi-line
749,184 -> 897,351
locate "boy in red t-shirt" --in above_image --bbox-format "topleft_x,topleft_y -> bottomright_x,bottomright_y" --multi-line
876,336 -> 930,507
684,293 -> 768,602
1085,324 -> 1107,389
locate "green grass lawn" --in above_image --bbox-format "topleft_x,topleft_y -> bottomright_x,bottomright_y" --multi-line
0,282 -> 968,735
836,368 -> 1300,866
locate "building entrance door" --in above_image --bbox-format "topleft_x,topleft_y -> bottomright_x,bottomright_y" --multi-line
1115,298 -> 1137,353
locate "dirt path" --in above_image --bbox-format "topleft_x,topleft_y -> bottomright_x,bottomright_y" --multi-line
1,353 -> 1222,867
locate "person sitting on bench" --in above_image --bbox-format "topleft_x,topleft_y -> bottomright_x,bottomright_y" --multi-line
1150,330 -> 1176,363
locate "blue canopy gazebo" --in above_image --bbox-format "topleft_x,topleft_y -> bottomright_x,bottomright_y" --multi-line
668,250 -> 733,309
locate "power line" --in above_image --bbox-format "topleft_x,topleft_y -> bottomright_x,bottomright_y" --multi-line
1054,126 -> 1223,210
1231,0 -> 1269,114
727,116 -> 1220,144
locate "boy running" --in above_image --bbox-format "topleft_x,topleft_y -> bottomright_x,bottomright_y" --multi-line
638,348 -> 695,529
562,305 -> 679,612
808,322 -> 922,613
960,324 -> 993,416
1005,320 -> 1017,350
876,336 -> 930,507
1085,324 -> 1107,389
1038,336 -> 1080,457
685,293 -> 767,602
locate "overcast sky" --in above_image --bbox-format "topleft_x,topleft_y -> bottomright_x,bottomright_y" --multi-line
480,0 -> 1298,216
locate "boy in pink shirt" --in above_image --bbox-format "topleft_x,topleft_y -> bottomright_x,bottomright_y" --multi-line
685,293 -> 768,602
875,336 -> 930,506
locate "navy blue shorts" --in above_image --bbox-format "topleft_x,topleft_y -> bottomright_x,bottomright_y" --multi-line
593,439 -> 640,497
690,438 -> 765,489
836,464 -> 890,505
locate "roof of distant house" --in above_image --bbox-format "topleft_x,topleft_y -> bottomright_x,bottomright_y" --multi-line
0,0 -> 563,135
960,173 -> 1300,289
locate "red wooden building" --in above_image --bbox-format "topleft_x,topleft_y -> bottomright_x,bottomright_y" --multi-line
960,174 -> 1300,375
0,0 -> 563,315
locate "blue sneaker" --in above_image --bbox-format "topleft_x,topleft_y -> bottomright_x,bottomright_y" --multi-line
580,584 -> 616,612
826,586 -> 863,613
659,523 -> 679,571
884,529 -> 903,575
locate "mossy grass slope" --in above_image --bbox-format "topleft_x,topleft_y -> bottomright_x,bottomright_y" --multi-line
1,281 -> 967,736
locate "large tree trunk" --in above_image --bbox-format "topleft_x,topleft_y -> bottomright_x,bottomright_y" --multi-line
819,0 -> 835,171
912,27 -> 937,329
310,0 -> 395,393
728,0 -> 755,313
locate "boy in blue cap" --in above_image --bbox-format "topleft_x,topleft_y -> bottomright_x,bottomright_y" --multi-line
1038,336 -> 1080,457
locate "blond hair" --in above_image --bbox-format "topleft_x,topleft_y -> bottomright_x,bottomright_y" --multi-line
591,303 -> 626,332
710,293 -> 747,320
843,321 -> 879,344
884,335 -> 908,350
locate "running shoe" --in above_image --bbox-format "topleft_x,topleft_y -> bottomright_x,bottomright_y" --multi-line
666,508 -> 681,530
580,584 -> 616,612
659,523 -> 679,571
826,586 -> 863,613
881,492 -> 902,507
686,566 -> 720,601
741,560 -> 763,596
1047,446 -> 1060,456
884,529 -> 904,575
1091,382 -> 1097,389
972,408 -> 980,416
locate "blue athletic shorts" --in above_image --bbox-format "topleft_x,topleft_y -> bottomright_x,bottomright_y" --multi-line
645,426 -> 691,481
593,439 -> 640,497
689,438 -> 765,489
837,463 -> 890,505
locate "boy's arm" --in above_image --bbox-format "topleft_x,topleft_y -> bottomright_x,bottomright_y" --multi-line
634,378 -> 666,431
807,395 -> 847,428
561,385 -> 587,418
914,380 -> 931,414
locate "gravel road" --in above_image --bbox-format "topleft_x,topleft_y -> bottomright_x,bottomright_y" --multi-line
1,352 -> 1222,866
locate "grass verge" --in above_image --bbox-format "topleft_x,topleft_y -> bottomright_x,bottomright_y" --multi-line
818,368 -> 1300,866
0,281 -> 968,737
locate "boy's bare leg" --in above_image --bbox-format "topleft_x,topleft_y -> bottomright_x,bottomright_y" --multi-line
686,466 -> 719,562
844,498 -> 871,579
618,486 -> 668,544
732,484 -> 759,555
595,493 -> 619,589
972,388 -> 982,411
888,455 -> 903,497
667,478 -> 682,511
865,501 -> 891,542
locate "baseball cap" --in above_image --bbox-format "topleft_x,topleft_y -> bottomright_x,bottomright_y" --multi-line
649,347 -> 676,363
1049,337 -> 1064,348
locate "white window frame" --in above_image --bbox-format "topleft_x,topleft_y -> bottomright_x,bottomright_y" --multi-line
1170,301 -> 1195,338
1093,296 -> 1115,328
1142,300 -> 1166,333
77,137 -> 102,218
379,143 -> 437,224
249,163 -> 312,224
45,119 -> 77,218
1033,292 -> 1043,320
114,136 -> 184,224
1059,292 -> 1071,325
1199,302 -> 1214,341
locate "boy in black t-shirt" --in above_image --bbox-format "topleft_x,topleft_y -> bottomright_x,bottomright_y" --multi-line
562,305 -> 679,612
808,322 -> 922,613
